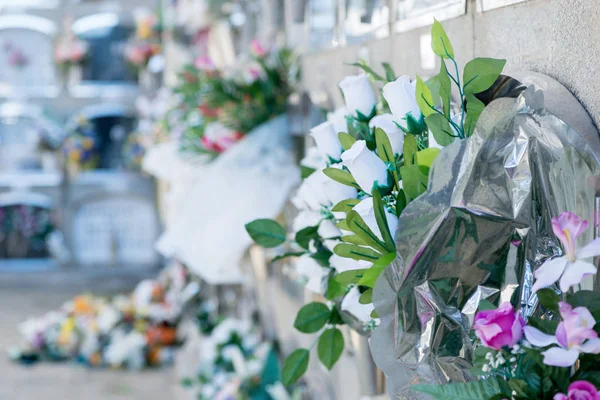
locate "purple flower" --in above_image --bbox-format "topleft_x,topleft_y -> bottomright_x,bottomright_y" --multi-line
473,302 -> 525,350
524,302 -> 600,367
554,381 -> 600,400
533,212 -> 600,293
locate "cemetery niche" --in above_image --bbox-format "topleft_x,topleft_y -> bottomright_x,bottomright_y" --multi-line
0,15 -> 59,97
63,103 -> 160,269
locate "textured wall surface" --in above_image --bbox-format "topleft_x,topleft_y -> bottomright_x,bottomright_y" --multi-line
302,0 -> 600,129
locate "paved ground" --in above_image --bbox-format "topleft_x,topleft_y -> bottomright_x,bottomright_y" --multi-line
0,270 -> 181,400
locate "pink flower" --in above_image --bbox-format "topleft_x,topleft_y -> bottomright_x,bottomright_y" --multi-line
194,55 -> 216,72
473,302 -> 525,350
524,302 -> 600,367
533,212 -> 600,293
554,381 -> 600,400
250,39 -> 268,57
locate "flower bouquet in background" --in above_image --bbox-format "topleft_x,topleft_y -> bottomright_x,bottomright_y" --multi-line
413,212 -> 600,400
61,115 -> 100,174
3,41 -> 29,70
180,318 -> 298,400
169,39 -> 299,159
244,20 -> 507,385
0,205 -> 54,259
11,262 -> 201,369
55,17 -> 88,85
124,8 -> 162,77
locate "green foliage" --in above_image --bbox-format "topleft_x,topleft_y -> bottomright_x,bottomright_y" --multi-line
323,168 -> 361,190
372,190 -> 395,251
317,328 -> 344,370
425,113 -> 456,146
382,63 -> 396,82
345,210 -> 389,253
536,288 -> 560,314
463,58 -> 506,94
293,303 -> 331,333
415,76 -> 435,118
349,60 -> 386,82
431,19 -> 454,59
272,251 -> 306,263
358,252 -> 396,288
281,349 -> 309,385
331,198 -> 360,212
245,219 -> 287,248
295,226 -> 321,249
338,132 -> 356,150
335,269 -> 364,285
333,243 -> 382,262
412,377 -> 510,400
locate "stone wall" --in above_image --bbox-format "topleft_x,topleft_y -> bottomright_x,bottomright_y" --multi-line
301,0 -> 600,128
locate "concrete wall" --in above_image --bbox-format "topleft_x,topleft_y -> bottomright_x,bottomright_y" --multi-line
301,0 -> 600,129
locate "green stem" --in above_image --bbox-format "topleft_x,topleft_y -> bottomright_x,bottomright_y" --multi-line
441,39 -> 466,139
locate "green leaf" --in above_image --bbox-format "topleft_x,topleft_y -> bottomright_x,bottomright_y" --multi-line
336,220 -> 350,232
317,328 -> 344,370
345,210 -> 389,253
359,288 -> 373,304
417,148 -> 440,168
335,269 -> 364,285
329,305 -> 344,325
293,302 -> 331,333
333,243 -> 382,262
413,377 -> 510,400
426,74 -> 441,107
341,234 -> 368,246
272,251 -> 306,263
478,298 -> 496,311
431,19 -> 454,59
311,248 -> 333,267
375,127 -> 395,163
323,168 -> 360,190
537,288 -> 560,314
348,61 -> 386,82
338,132 -> 356,151
326,277 -> 346,300
400,164 -> 426,202
403,134 -> 419,165
527,317 -> 559,335
382,62 -> 396,82
281,349 -> 309,385
245,219 -> 287,248
464,93 -> 485,137
567,290 -> 600,319
439,61 -> 452,117
415,76 -> 435,118
295,226 -> 320,250
396,189 -> 407,215
358,252 -> 396,288
331,198 -> 360,212
425,113 -> 456,146
372,190 -> 395,251
463,57 -> 506,94
301,165 -> 316,179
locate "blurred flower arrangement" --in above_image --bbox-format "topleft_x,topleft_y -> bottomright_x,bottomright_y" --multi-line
0,205 -> 54,258
167,39 -> 299,158
245,21 -> 507,384
11,263 -> 201,369
55,17 -> 88,74
124,8 -> 162,74
412,212 -> 600,400
3,41 -> 29,70
61,115 -> 100,173
180,318 -> 298,400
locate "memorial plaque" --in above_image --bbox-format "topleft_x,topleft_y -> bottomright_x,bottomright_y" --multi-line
344,0 -> 390,43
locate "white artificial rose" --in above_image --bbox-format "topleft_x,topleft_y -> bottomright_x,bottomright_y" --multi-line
310,121 -> 342,161
339,74 -> 377,118
369,113 -> 405,155
329,254 -> 370,274
341,140 -> 389,193
316,163 -> 358,205
318,219 -> 341,239
327,107 -> 349,134
300,147 -> 325,170
295,255 -> 328,293
292,171 -> 329,211
292,210 -> 321,232
382,76 -> 421,129
353,197 -> 398,241
341,286 -> 375,323
97,306 -> 120,334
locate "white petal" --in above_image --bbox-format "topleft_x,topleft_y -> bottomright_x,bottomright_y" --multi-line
576,237 -> 600,259
579,338 -> 600,354
559,260 -> 597,292
523,326 -> 558,347
532,257 -> 568,292
541,347 -> 580,367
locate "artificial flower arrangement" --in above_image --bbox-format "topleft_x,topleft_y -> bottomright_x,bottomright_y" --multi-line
124,9 -> 162,74
54,23 -> 88,74
0,205 -> 54,258
244,20 -> 507,385
412,212 -> 600,400
11,262 -> 201,369
180,317 -> 298,400
170,39 -> 299,158
61,114 -> 100,173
